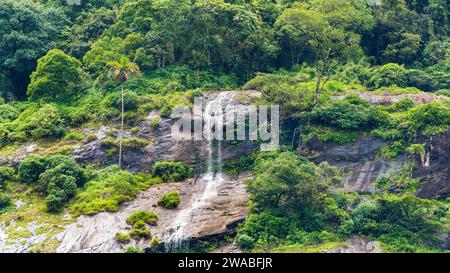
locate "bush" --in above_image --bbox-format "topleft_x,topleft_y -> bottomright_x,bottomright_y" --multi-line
157,191 -> 180,209
406,101 -> 450,135
18,155 -> 49,184
45,188 -> 66,212
129,228 -> 151,240
123,246 -> 144,253
0,166 -> 15,188
152,161 -> 191,182
369,63 -> 407,89
105,91 -> 139,111
10,104 -> 66,140
70,166 -> 158,216
114,232 -> 131,244
150,236 -> 160,247
393,98 -> 415,112
0,193 -> 11,209
238,210 -> 298,247
309,100 -> 387,131
63,132 -> 84,141
236,234 -> 255,250
150,117 -> 160,129
126,211 -> 158,226
0,104 -> 18,122
340,195 -> 445,251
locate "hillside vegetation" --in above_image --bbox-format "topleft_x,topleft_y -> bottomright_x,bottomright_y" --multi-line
0,0 -> 449,253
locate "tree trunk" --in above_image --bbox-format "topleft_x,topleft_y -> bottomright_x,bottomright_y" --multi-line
119,83 -> 124,169
313,48 -> 332,106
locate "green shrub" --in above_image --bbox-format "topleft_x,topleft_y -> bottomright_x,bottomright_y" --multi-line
406,101 -> 450,135
10,104 -> 66,140
339,195 -> 445,251
393,98 -> 415,112
436,89 -> 450,97
69,167 -> 158,216
123,246 -> 144,253
105,91 -> 139,111
150,236 -> 160,247
152,161 -> 191,182
236,234 -> 255,250
45,188 -> 66,212
126,211 -> 158,226
157,191 -> 180,209
238,210 -> 298,247
114,232 -> 131,244
0,166 -> 15,188
100,137 -> 149,150
150,117 -> 160,129
18,155 -> 49,184
309,100 -> 387,131
369,63 -> 407,89
129,227 -> 151,240
0,104 -> 18,122
0,193 -> 11,209
63,132 -> 84,141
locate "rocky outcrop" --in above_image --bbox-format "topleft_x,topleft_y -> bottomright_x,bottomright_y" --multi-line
71,91 -> 260,172
56,172 -> 249,253
300,135 -> 407,193
414,130 -> 450,199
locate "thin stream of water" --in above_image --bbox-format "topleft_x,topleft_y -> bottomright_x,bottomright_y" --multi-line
165,93 -> 232,251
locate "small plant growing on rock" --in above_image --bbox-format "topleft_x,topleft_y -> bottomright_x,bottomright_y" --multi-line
150,236 -> 160,247
129,227 -> 151,240
123,246 -> 144,253
126,211 -> 158,226
150,117 -> 160,129
157,191 -> 180,209
236,234 -> 255,250
114,232 -> 131,244
63,132 -> 84,141
0,193 -> 11,209
152,161 -> 192,182
84,133 -> 97,143
0,166 -> 15,188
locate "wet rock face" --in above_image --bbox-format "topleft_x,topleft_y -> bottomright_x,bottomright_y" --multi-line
300,135 -> 406,193
414,130 -> 450,199
56,173 -> 250,253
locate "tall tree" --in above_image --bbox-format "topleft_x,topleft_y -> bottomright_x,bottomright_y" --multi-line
107,57 -> 141,168
27,49 -> 84,102
0,1 -> 67,100
275,2 -> 365,105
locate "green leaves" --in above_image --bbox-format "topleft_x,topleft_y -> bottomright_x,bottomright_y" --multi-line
27,49 -> 84,102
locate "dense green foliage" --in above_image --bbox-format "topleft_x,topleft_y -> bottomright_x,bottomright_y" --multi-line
69,166 -> 159,215
340,195 -> 446,252
152,161 -> 192,182
27,49 -> 84,102
17,155 -> 85,212
157,191 -> 180,209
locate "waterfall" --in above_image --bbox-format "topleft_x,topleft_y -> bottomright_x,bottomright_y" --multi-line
164,92 -> 232,251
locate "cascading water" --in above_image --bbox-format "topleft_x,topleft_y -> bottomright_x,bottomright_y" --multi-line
164,92 -> 232,252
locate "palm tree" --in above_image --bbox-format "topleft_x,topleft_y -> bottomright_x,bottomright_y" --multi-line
107,56 -> 141,169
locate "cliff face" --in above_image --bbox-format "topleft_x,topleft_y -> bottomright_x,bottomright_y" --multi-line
414,130 -> 450,199
300,130 -> 449,198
